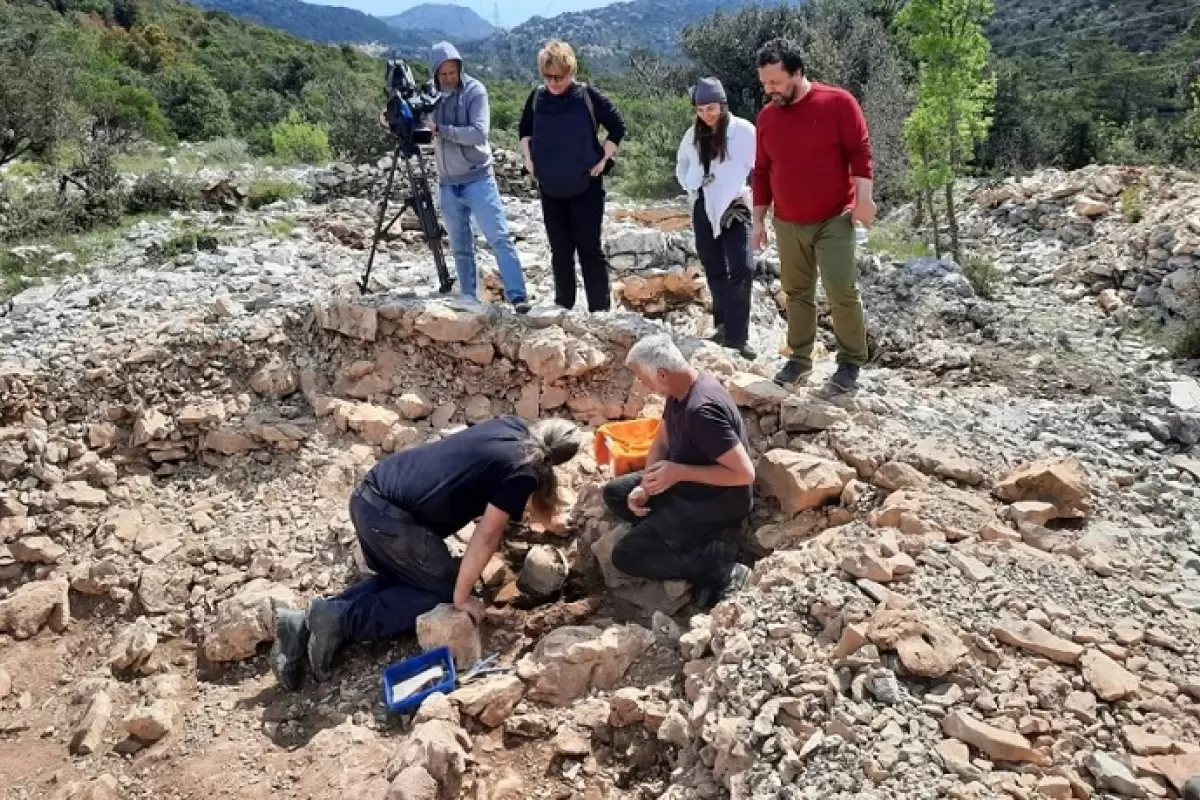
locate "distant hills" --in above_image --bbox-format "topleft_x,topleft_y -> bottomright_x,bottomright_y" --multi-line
188,0 -> 495,52
185,0 -> 778,70
382,4 -> 496,42
189,0 -> 399,46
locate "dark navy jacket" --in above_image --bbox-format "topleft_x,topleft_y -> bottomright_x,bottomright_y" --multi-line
519,82 -> 627,199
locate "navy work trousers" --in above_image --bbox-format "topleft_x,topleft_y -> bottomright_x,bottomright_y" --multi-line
335,483 -> 458,643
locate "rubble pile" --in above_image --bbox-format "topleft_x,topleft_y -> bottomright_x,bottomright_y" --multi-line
964,164 -> 1200,325
3,155 -> 1200,800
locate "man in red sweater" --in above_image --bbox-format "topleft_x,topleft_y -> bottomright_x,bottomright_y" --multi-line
751,38 -> 875,392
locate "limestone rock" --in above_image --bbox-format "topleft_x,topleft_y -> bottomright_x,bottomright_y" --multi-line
449,675 -> 524,728
386,719 -> 472,800
756,449 -> 856,515
992,618 -> 1083,664
727,372 -> 788,409
0,577 -> 70,638
517,544 -> 567,597
386,767 -> 438,800
202,580 -> 297,662
71,691 -> 113,755
396,391 -> 435,420
868,609 -> 967,678
994,457 -> 1092,519
414,305 -> 488,343
896,438 -> 987,486
335,402 -> 400,446
517,624 -> 654,706
416,604 -> 481,670
54,481 -> 109,508
872,461 -> 929,491
942,710 -> 1049,765
1083,751 -> 1147,797
123,699 -> 177,743
315,300 -> 377,341
1074,196 -> 1111,217
109,617 -> 158,673
518,327 -> 607,381
9,535 -> 66,564
177,400 -> 227,425
202,428 -> 257,455
781,395 -> 850,432
1080,648 -> 1140,701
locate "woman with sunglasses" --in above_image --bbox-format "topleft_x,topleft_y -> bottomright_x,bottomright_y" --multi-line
676,77 -> 758,360
519,39 -> 627,313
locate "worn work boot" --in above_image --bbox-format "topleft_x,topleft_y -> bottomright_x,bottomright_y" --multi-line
270,609 -> 309,691
715,563 -> 751,605
709,324 -> 726,346
305,598 -> 346,683
827,363 -> 861,393
726,341 -> 758,361
773,358 -> 812,387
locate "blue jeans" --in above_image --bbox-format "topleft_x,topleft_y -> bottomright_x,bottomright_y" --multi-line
439,176 -> 528,303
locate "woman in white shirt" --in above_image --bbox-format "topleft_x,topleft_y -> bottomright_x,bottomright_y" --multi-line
676,77 -> 757,360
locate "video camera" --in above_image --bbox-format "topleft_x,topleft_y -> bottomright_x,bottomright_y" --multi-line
384,59 -> 444,157
361,58 -> 454,296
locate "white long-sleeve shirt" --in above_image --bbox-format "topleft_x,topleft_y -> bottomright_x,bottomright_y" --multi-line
675,114 -> 756,233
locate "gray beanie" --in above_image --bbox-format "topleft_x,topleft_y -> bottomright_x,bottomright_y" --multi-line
692,77 -> 727,106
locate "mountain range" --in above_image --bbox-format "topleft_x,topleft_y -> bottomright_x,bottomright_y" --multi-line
187,0 -> 778,66
186,0 -> 1200,71
188,0 -> 498,51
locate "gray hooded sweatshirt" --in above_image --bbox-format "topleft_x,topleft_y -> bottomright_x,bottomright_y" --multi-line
429,42 -> 493,185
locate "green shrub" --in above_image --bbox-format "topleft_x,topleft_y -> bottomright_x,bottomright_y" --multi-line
269,111 -> 333,165
155,226 -> 222,261
247,178 -> 305,210
863,222 -> 933,261
961,251 -> 1002,300
126,170 -> 201,214
1172,310 -> 1200,359
1121,184 -> 1145,223
203,137 -> 251,165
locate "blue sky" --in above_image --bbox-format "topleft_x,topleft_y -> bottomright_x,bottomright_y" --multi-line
304,0 -> 616,27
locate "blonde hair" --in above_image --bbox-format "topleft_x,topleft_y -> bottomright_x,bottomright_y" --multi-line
538,39 -> 578,77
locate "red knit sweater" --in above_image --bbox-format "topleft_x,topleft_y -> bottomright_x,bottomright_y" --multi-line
752,82 -> 873,225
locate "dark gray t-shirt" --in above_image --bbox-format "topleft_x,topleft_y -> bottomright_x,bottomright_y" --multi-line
662,373 -> 753,513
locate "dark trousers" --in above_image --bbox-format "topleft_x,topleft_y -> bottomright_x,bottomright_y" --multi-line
334,484 -> 458,643
694,196 -> 753,347
540,178 -> 611,312
601,471 -> 750,586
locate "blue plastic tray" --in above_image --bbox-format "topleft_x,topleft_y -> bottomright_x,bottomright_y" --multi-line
382,646 -> 457,714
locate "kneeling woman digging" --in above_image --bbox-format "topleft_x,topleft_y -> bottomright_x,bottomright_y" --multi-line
270,416 -> 585,689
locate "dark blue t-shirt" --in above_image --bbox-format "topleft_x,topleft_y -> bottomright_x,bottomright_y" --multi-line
366,416 -> 538,537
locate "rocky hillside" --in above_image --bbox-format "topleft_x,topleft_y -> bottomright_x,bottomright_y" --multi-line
2,154 -> 1200,800
988,0 -> 1198,56
462,0 -> 784,76
189,0 -> 402,46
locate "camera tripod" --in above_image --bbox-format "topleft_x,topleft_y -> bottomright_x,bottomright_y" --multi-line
359,142 -> 454,295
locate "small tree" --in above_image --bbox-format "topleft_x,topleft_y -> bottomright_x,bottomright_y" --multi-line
897,0 -> 996,262
0,23 -> 75,167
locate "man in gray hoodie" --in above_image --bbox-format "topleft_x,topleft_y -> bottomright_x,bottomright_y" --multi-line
427,42 -> 530,312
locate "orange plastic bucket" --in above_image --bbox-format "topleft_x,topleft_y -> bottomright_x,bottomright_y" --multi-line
594,418 -> 661,476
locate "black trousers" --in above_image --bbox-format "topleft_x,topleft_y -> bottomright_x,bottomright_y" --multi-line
540,178 -> 611,312
335,482 -> 458,643
694,196 -> 753,347
601,470 -> 750,586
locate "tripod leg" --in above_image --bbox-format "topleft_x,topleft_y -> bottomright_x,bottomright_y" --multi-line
360,145 -> 404,294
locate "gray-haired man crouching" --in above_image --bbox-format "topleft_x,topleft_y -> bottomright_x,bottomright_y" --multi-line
601,334 -> 755,608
